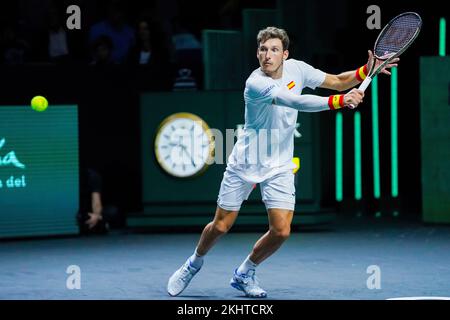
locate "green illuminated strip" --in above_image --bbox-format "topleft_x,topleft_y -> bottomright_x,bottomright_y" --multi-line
391,67 -> 398,198
336,112 -> 343,202
371,76 -> 381,199
354,111 -> 362,200
439,18 -> 446,56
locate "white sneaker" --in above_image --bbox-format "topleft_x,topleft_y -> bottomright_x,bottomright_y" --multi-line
230,269 -> 267,298
167,259 -> 202,296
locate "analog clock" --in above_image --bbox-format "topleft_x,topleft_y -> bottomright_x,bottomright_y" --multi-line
154,113 -> 214,178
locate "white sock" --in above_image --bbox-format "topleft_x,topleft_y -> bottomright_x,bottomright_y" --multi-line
188,248 -> 204,269
237,255 -> 258,275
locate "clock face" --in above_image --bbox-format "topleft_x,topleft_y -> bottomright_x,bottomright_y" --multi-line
154,113 -> 214,178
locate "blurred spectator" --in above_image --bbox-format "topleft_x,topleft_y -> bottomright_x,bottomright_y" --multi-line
47,7 -> 70,62
31,6 -> 72,64
77,168 -> 120,235
128,18 -> 154,65
172,17 -> 201,51
171,17 -> 202,89
89,1 -> 135,64
128,17 -> 176,90
128,18 -> 173,67
90,35 -> 114,66
0,24 -> 30,65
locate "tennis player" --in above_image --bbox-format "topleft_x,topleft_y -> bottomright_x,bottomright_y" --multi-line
167,27 -> 398,298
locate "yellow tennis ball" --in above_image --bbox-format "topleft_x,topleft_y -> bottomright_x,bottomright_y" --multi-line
292,157 -> 300,174
31,96 -> 48,112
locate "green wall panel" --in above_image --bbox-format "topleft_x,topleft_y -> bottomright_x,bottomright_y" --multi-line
202,30 -> 244,90
0,106 -> 79,238
420,57 -> 450,223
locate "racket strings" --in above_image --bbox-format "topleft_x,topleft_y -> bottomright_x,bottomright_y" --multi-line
375,14 -> 421,58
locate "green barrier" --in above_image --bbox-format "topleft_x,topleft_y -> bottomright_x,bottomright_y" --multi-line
0,106 -> 79,238
420,57 -> 450,223
202,30 -> 244,90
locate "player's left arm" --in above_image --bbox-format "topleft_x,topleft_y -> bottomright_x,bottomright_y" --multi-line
274,87 -> 364,112
319,50 -> 399,92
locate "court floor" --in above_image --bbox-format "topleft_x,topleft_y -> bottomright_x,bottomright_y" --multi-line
1,216 -> 449,300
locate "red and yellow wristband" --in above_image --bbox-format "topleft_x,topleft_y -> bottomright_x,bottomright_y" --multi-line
355,64 -> 368,82
328,94 -> 344,110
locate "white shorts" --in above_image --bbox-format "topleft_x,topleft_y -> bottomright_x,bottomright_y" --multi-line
217,167 -> 296,211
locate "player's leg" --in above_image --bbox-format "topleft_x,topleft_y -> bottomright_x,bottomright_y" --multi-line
167,207 -> 238,297
251,170 -> 295,263
230,209 -> 293,298
196,168 -> 253,256
230,170 -> 295,298
167,168 -> 253,296
195,206 -> 239,256
249,208 -> 293,264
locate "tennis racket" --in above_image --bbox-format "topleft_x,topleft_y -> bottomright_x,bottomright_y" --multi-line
349,12 -> 422,109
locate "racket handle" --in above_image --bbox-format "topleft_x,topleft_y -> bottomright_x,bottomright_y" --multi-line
358,76 -> 373,92
348,76 -> 373,109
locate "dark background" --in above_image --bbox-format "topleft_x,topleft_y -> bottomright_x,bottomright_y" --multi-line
0,0 -> 447,221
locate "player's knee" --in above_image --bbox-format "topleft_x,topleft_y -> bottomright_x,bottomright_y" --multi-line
279,229 -> 291,240
270,226 -> 290,240
212,220 -> 232,234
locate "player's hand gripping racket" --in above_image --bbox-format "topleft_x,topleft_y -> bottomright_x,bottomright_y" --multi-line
349,12 -> 422,109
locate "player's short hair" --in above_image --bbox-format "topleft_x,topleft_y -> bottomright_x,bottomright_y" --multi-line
257,27 -> 289,50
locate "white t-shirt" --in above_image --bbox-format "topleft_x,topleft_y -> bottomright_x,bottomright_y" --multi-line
227,59 -> 326,183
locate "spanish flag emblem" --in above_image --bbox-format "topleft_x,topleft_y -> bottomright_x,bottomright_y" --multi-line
287,81 -> 295,90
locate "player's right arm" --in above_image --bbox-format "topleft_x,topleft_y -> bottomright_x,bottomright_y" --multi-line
320,51 -> 399,92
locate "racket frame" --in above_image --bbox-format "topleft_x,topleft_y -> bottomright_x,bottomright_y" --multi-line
348,12 -> 422,108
